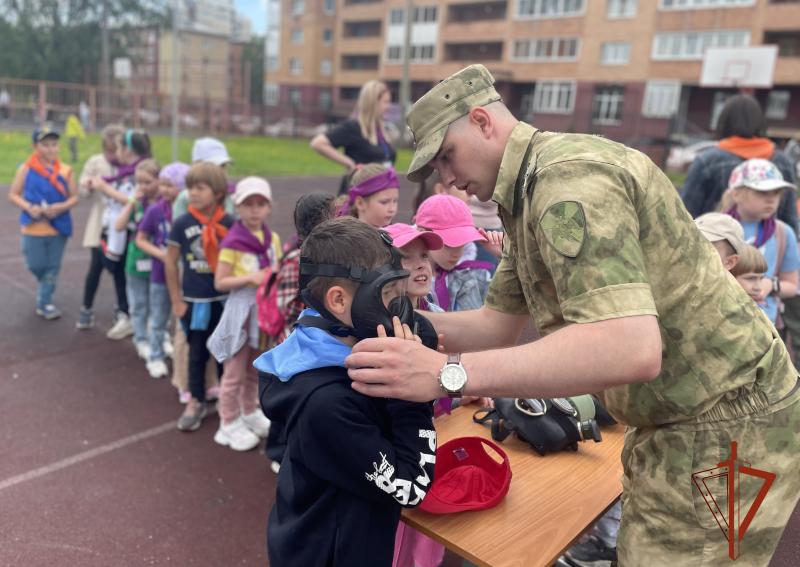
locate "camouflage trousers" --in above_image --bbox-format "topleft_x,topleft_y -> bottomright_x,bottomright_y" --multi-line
617,381 -> 800,567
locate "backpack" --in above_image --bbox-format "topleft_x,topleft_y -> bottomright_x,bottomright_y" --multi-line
257,245 -> 301,340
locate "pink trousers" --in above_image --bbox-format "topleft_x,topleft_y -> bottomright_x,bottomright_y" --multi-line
218,345 -> 259,425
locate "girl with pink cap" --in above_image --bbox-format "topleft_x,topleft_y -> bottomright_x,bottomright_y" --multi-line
415,194 -> 493,311
339,164 -> 399,228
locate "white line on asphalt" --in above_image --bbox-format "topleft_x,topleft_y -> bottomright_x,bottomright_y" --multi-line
0,421 -> 176,493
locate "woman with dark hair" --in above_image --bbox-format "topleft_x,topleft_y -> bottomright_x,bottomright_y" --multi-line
682,94 -> 798,231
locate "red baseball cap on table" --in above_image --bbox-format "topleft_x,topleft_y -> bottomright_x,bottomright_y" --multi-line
420,437 -> 512,514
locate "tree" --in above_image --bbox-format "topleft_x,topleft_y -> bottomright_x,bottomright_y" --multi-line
242,35 -> 265,105
0,0 -> 166,84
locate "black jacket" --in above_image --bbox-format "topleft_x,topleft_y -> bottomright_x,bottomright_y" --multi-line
259,367 -> 436,567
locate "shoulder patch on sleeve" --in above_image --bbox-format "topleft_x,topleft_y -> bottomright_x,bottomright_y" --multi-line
539,201 -> 586,258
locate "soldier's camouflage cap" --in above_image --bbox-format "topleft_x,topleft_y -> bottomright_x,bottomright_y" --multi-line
405,64 -> 501,182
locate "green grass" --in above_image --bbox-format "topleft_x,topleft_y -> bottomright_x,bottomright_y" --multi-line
0,130 -> 414,182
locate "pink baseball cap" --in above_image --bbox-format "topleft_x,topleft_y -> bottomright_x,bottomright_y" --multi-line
384,223 -> 443,250
415,195 -> 486,248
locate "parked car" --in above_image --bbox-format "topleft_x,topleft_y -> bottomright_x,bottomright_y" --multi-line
665,140 -> 717,172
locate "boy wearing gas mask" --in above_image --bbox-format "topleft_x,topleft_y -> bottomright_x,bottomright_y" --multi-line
255,217 -> 437,567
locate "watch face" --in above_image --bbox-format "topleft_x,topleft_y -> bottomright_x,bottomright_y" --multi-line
441,365 -> 467,391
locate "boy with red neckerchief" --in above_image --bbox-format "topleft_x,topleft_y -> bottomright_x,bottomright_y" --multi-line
165,162 -> 234,432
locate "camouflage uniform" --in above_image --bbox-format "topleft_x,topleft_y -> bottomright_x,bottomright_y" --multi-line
406,65 -> 800,567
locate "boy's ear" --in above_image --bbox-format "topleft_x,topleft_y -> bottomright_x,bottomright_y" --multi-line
724,253 -> 740,272
324,285 -> 352,318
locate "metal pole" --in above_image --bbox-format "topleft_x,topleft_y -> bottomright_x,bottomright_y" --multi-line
171,0 -> 180,161
399,0 -> 413,124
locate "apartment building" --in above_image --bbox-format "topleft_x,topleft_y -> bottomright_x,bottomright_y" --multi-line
265,0 -> 800,144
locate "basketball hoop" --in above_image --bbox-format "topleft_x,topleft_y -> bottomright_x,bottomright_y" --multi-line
700,47 -> 778,89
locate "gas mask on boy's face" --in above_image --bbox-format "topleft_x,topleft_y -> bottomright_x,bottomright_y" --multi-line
299,231 -> 415,339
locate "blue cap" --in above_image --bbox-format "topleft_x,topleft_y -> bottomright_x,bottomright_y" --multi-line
32,125 -> 60,144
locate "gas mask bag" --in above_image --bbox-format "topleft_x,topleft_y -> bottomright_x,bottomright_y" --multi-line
299,230 -> 415,339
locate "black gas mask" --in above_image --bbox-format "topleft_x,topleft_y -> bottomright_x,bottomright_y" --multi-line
299,231 -> 415,339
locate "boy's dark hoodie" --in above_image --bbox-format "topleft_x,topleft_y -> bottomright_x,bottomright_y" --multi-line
255,309 -> 436,567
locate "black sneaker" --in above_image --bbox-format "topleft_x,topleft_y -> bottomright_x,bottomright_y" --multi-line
563,536 -> 617,567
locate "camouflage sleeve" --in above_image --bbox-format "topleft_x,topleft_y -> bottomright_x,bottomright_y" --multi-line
485,243 -> 529,315
531,161 -> 658,324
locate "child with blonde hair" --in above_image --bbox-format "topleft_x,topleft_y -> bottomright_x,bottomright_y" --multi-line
115,159 -> 161,362
731,244 -> 770,306
338,164 -> 399,228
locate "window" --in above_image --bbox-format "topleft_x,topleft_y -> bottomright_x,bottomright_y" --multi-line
290,58 -> 303,75
290,88 -> 302,106
652,30 -> 750,60
764,31 -> 800,57
659,0 -> 754,10
411,44 -> 436,62
601,42 -> 630,65
517,0 -> 585,19
324,0 -> 335,13
512,37 -> 579,61
290,28 -> 304,44
389,9 -> 405,25
266,55 -> 279,72
766,91 -> 791,120
320,59 -> 332,76
386,45 -> 403,62
264,83 -> 279,106
412,6 -> 438,23
592,85 -> 625,124
532,80 -> 576,114
323,28 -> 333,43
642,80 -> 681,118
291,0 -> 304,16
607,0 -> 636,18
319,89 -> 332,109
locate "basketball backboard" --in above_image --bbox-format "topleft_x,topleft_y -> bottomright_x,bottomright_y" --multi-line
700,46 -> 778,88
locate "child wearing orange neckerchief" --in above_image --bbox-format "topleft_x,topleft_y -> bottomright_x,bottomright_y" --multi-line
165,162 -> 233,432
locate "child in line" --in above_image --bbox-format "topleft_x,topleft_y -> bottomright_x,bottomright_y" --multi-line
77,124 -> 124,330
89,129 -> 153,340
339,164 -> 399,228
165,162 -> 234,431
8,126 -> 78,319
414,171 -> 503,270
136,162 -> 190,379
115,159 -> 161,361
208,178 -> 277,451
726,159 -> 800,325
694,212 -> 746,270
416,194 -> 492,311
173,137 -> 236,218
256,217 -> 436,566
262,192 -> 336,474
732,244 -> 770,305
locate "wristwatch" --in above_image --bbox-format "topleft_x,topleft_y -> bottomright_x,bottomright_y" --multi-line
438,353 -> 468,398
772,276 -> 781,296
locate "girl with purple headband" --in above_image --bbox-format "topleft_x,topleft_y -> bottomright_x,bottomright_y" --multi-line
135,161 -> 189,378
339,163 -> 399,228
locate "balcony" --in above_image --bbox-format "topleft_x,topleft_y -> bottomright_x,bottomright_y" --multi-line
341,54 -> 380,71
448,1 -> 507,23
343,20 -> 382,38
444,41 -> 503,62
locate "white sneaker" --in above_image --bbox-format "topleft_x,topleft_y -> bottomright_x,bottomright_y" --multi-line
241,410 -> 271,438
270,461 -> 281,474
162,338 -> 174,358
146,359 -> 169,379
214,418 -> 260,451
135,341 -> 150,360
107,313 -> 134,340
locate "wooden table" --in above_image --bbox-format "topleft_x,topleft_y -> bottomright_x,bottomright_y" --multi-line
402,406 -> 625,567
